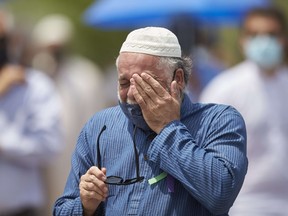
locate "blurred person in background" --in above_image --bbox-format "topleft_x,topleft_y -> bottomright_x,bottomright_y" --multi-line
200,7 -> 288,216
0,9 -> 63,216
30,14 -> 107,215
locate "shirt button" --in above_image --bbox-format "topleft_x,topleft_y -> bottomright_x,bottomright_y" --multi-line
144,155 -> 149,161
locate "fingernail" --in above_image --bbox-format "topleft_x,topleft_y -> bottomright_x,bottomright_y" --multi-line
101,175 -> 106,181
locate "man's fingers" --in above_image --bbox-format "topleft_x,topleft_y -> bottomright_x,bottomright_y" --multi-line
80,166 -> 108,201
87,166 -> 106,181
130,77 -> 148,108
131,73 -> 156,102
79,178 -> 107,201
140,72 -> 167,98
101,167 -> 107,175
83,172 -> 107,190
170,80 -> 181,103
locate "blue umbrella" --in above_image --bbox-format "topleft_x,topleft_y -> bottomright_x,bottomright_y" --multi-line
84,0 -> 271,30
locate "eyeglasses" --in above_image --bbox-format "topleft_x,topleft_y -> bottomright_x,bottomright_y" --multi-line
97,125 -> 144,185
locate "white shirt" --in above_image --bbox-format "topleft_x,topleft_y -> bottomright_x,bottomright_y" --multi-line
0,69 -> 63,213
200,60 -> 288,216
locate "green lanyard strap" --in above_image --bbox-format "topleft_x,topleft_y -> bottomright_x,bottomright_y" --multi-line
148,172 -> 167,185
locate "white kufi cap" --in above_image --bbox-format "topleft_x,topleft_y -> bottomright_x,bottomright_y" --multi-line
120,27 -> 181,58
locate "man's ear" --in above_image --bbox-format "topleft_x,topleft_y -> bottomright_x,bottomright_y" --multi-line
174,68 -> 185,90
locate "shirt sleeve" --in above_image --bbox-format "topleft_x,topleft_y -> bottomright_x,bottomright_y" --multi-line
53,119 -> 104,216
0,73 -> 64,167
147,106 -> 248,215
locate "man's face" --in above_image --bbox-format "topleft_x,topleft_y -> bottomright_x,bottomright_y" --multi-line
242,15 -> 285,45
117,52 -> 172,104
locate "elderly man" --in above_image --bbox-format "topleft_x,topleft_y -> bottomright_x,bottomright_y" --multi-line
54,27 -> 248,216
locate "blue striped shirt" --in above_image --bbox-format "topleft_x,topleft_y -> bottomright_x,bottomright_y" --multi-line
54,94 -> 248,216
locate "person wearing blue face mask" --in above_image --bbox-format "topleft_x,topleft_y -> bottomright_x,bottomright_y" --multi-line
54,27 -> 248,216
241,9 -> 287,73
200,7 -> 288,216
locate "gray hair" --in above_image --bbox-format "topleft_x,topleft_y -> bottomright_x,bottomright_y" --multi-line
157,56 -> 192,85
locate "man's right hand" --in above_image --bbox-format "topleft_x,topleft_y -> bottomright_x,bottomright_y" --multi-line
79,166 -> 108,216
0,64 -> 26,96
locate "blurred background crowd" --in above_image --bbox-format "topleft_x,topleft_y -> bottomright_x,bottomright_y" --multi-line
0,0 -> 288,215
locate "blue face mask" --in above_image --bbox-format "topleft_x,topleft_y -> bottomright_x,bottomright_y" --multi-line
119,101 -> 151,131
244,35 -> 283,70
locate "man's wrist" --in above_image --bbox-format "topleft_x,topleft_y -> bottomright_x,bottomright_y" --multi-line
82,203 -> 98,216
83,209 -> 96,216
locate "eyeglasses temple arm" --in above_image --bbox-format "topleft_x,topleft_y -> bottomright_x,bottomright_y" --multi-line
133,126 -> 141,178
97,125 -> 107,169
